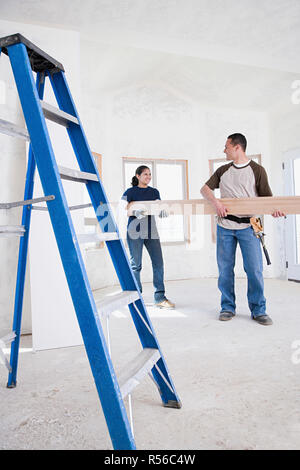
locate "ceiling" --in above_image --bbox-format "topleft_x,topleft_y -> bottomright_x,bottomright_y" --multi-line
80,40 -> 298,111
1,0 -> 300,73
1,0 -> 300,111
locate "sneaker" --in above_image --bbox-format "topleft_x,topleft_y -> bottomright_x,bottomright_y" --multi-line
219,311 -> 235,321
253,315 -> 273,326
156,299 -> 175,309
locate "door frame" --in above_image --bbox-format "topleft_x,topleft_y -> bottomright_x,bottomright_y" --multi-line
284,148 -> 300,282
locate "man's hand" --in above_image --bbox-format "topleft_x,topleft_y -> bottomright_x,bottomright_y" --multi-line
272,210 -> 285,218
214,200 -> 228,217
200,184 -> 228,217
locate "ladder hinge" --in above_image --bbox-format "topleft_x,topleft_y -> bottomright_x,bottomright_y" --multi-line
286,261 -> 288,268
282,162 -> 285,170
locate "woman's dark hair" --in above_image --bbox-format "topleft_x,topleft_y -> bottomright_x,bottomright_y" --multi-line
131,165 -> 150,186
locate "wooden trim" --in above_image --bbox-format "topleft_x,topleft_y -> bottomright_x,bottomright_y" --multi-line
92,152 -> 102,176
89,152 -> 103,249
184,159 -> 191,243
208,154 -> 261,169
123,156 -> 188,164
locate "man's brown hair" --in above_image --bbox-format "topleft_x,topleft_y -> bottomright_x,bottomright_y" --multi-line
228,133 -> 247,152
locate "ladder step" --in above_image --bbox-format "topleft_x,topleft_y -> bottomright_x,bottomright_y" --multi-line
0,226 -> 25,237
0,118 -> 30,141
40,101 -> 79,127
96,291 -> 140,318
0,331 -> 16,345
118,348 -> 161,399
58,165 -> 98,183
77,232 -> 119,244
0,331 -> 16,373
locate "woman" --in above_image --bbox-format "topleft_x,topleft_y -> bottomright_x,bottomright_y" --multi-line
122,165 -> 175,309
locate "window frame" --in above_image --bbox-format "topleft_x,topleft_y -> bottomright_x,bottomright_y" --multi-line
122,156 -> 190,245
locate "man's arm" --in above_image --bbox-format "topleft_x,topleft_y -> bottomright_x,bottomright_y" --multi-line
254,162 -> 285,218
200,183 -> 285,218
200,184 -> 228,217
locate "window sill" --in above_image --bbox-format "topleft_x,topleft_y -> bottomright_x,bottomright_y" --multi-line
161,240 -> 188,246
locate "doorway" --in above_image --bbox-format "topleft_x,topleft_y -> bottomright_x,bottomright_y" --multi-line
284,149 -> 300,281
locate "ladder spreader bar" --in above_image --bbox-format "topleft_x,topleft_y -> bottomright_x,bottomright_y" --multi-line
0,118 -> 29,141
0,226 -> 25,237
32,202 -> 92,212
0,195 -> 55,210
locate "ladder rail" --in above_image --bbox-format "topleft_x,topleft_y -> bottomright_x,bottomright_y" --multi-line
7,71 -> 45,388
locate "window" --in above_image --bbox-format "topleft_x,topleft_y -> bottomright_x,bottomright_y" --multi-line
208,155 -> 262,242
84,152 -> 103,249
123,157 -> 189,243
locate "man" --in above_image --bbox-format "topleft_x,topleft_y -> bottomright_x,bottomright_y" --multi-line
201,133 -> 284,326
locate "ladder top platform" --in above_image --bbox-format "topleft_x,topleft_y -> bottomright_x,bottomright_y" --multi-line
0,33 -> 64,73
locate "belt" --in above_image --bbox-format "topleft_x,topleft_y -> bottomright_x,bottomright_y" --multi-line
223,215 -> 251,224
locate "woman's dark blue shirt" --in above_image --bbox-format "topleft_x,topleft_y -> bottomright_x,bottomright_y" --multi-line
122,186 -> 161,239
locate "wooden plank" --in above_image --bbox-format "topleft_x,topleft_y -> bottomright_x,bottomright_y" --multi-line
127,196 -> 300,216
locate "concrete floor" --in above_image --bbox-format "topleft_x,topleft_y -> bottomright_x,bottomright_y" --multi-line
0,278 -> 300,450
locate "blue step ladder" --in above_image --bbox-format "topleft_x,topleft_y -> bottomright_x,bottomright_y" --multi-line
0,33 -> 181,450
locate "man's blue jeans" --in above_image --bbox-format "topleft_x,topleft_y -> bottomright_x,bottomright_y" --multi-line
127,234 -> 166,304
216,225 -> 266,318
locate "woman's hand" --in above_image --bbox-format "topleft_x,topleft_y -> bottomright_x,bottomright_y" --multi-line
159,210 -> 169,218
132,209 -> 147,219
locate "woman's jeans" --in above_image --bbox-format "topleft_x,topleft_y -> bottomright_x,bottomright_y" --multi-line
127,233 -> 166,304
217,225 -> 266,318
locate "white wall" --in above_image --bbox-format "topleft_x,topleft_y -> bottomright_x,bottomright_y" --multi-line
0,22 -> 32,334
80,54 -> 275,293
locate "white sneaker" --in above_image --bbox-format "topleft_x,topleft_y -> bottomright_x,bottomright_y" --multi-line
156,299 -> 175,309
